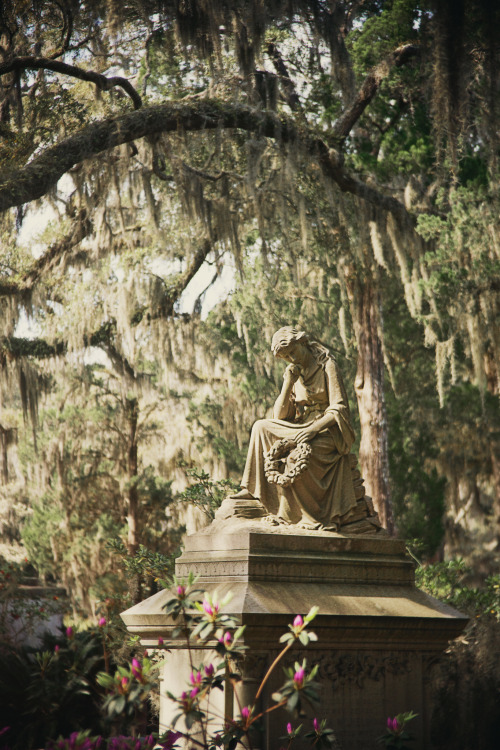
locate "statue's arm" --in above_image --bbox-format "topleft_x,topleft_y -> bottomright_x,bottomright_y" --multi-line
273,364 -> 298,420
294,361 -> 339,442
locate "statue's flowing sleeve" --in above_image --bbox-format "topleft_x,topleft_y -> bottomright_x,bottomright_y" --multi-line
324,359 -> 355,455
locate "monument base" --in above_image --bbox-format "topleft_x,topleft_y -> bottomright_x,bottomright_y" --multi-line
122,523 -> 468,750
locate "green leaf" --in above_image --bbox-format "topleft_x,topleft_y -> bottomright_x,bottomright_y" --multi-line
286,691 -> 300,712
305,606 -> 319,623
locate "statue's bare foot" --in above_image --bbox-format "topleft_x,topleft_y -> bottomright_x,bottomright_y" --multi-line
262,514 -> 289,526
296,520 -> 322,531
230,488 -> 256,500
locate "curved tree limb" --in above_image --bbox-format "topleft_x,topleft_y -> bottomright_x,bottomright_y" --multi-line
0,57 -> 142,109
332,43 -> 419,142
0,100 -> 413,224
266,41 -> 302,112
0,336 -> 66,361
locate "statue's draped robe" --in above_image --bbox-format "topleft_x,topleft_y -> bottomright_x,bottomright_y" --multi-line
241,359 -> 357,528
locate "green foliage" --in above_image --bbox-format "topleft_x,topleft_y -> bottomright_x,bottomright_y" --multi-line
303,718 -> 339,749
97,655 -> 158,721
106,539 -> 179,591
279,607 -> 319,646
176,467 -> 239,520
388,407 -> 446,557
272,659 -> 320,713
0,628 -> 108,750
377,711 -> 418,749
16,369 -> 185,612
348,0 -> 433,178
160,577 -> 332,748
416,559 -> 500,619
186,398 -> 247,474
1,0 -> 500,664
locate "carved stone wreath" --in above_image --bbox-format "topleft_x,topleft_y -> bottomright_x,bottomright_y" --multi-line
264,438 -> 312,487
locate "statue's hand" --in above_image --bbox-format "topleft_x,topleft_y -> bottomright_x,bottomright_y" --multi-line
283,363 -> 300,385
295,425 -> 320,443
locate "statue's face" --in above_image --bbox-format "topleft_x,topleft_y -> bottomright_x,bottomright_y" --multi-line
276,341 -> 307,365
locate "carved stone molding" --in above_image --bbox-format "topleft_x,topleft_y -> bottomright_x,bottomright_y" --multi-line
317,651 -> 411,689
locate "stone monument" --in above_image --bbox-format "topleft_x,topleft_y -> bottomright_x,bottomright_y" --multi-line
122,327 -> 467,749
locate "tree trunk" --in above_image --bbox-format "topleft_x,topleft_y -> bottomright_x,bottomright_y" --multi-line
345,270 -> 395,533
126,396 -> 139,555
125,396 -> 141,602
483,351 -> 500,545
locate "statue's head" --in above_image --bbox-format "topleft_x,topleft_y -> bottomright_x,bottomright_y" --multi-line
271,327 -> 309,357
271,326 -> 332,366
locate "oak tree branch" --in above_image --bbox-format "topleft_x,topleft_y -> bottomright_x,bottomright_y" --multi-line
332,43 -> 419,142
0,57 -> 142,109
0,100 -> 414,224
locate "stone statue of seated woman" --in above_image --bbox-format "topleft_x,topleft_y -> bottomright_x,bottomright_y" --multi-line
216,326 -> 382,534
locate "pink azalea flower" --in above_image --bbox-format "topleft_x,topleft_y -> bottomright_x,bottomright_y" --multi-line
190,687 -> 200,699
98,617 -> 106,627
287,722 -> 293,735
203,598 -> 219,617
66,626 -> 74,639
387,716 -> 400,733
190,671 -> 202,686
241,706 -> 250,720
157,637 -> 164,646
131,657 -> 143,681
204,663 -> 214,677
313,717 -> 319,732
223,631 -> 232,646
177,585 -> 185,597
54,644 -> 60,654
293,667 -> 305,688
293,615 -> 303,628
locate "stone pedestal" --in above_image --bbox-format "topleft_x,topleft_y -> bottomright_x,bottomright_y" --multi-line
121,523 -> 468,750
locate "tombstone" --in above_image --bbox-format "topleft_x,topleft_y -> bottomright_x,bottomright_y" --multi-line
122,327 -> 467,749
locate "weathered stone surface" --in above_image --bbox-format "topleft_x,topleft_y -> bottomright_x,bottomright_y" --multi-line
122,528 -> 467,749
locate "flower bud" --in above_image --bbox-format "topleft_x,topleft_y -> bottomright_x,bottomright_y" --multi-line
202,599 -> 214,616
293,667 -> 305,688
190,671 -> 202,687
